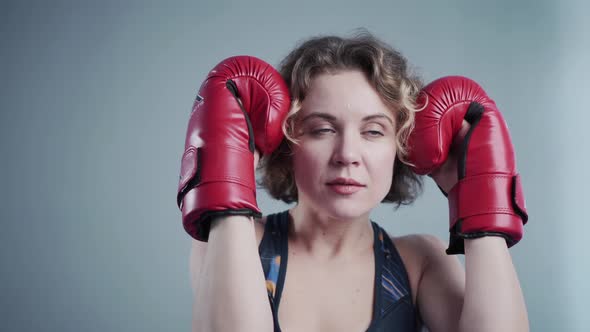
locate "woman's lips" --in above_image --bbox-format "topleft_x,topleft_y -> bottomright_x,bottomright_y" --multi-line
326,183 -> 365,195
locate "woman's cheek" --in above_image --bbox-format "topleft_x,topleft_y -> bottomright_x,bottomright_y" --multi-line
371,143 -> 396,178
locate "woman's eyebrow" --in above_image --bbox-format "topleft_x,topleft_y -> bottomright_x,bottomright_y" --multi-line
300,112 -> 337,124
362,114 -> 394,125
299,112 -> 394,126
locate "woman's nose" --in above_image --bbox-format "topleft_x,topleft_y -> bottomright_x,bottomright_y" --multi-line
331,131 -> 361,167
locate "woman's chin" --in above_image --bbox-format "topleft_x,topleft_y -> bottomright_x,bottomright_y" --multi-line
295,189 -> 386,221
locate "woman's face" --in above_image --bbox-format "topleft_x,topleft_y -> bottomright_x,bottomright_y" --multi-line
292,70 -> 397,220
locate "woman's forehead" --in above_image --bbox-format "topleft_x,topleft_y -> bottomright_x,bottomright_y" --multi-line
300,71 -> 394,120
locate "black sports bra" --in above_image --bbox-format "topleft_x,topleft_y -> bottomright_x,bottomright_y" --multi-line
258,210 -> 419,331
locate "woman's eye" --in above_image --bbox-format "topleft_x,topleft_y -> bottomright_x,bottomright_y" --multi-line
364,130 -> 384,137
311,128 -> 335,135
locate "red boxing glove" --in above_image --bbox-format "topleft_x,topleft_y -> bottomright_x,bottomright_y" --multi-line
407,76 -> 528,254
176,56 -> 290,241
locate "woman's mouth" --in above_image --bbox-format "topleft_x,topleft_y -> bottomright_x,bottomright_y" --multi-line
326,178 -> 365,195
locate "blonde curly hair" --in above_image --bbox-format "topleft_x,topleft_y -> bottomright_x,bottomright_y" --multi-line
258,31 -> 424,207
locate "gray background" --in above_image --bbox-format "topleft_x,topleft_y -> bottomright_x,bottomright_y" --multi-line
2,0 -> 588,331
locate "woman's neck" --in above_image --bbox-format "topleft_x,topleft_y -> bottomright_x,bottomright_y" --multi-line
287,205 -> 375,260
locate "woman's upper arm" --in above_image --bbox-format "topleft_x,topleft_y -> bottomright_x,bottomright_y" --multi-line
414,234 -> 465,332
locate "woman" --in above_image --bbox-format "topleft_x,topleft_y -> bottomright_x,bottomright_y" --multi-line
178,32 -> 529,331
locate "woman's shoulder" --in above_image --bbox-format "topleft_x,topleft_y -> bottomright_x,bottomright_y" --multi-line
391,233 -> 451,275
392,233 -> 448,261
390,233 -> 450,305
